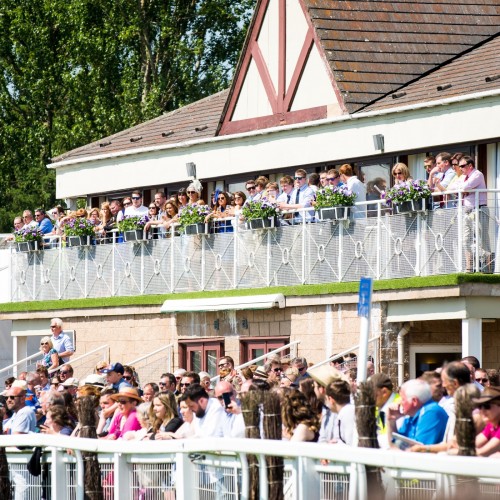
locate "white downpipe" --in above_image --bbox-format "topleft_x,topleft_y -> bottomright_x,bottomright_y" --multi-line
397,323 -> 411,388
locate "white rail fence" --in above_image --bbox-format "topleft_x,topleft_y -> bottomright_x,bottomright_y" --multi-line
2,435 -> 500,500
8,190 -> 500,303
125,343 -> 174,386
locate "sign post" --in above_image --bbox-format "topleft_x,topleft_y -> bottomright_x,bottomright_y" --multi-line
356,276 -> 373,384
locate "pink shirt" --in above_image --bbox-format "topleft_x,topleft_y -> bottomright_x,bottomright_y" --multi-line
108,409 -> 141,439
459,168 -> 487,209
482,422 -> 500,441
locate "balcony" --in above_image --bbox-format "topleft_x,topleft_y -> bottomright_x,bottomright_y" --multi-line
7,191 -> 499,302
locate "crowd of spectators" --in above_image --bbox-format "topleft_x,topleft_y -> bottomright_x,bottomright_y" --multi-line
4,153 -> 488,248
2,319 -> 500,463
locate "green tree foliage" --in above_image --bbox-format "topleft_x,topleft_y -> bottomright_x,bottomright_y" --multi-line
0,0 -> 253,231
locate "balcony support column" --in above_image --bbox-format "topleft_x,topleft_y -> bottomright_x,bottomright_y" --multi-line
461,318 -> 482,365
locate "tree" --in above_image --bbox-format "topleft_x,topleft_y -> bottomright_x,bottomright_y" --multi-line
0,0 -> 253,231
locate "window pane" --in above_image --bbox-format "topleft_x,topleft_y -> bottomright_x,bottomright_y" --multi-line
206,350 -> 218,377
252,348 -> 265,365
190,350 -> 202,373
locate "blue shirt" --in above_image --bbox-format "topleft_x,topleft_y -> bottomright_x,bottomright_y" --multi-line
398,400 -> 448,445
38,217 -> 53,234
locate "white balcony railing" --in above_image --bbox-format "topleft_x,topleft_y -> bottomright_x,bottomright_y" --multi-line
2,434 -> 500,500
8,190 -> 500,302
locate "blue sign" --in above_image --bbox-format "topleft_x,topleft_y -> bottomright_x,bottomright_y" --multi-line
357,277 -> 373,318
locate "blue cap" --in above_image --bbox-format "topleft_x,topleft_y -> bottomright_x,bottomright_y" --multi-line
101,362 -> 124,375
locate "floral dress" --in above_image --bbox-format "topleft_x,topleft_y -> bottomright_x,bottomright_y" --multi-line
41,348 -> 58,368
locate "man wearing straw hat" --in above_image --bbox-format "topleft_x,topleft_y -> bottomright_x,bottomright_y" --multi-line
308,364 -> 348,443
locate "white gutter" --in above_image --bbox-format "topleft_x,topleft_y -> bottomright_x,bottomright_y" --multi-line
48,88 -> 500,169
397,322 -> 412,388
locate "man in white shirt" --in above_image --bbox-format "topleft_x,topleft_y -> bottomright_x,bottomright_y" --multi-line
184,384 -> 225,438
277,169 -> 315,222
214,381 -> 245,438
124,190 -> 148,217
338,164 -> 366,219
49,317 -> 74,363
325,379 -> 356,446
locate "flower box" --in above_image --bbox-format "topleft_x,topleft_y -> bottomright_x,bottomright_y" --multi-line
185,223 -> 209,235
67,235 -> 91,247
247,217 -> 278,230
17,241 -> 39,252
394,198 -> 429,214
317,206 -> 350,221
124,229 -> 145,241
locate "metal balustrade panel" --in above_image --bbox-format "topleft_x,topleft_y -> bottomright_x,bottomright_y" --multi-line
83,244 -> 115,299
192,462 -> 240,499
60,246 -> 92,299
319,471 -> 350,500
11,251 -> 43,302
269,224 -> 305,286
419,209 -> 461,276
234,229 -> 270,289
114,242 -> 143,296
341,220 -> 378,282
305,221 -> 341,284
30,248 -> 61,301
171,235 -> 204,292
381,213 -> 420,279
203,233 -> 235,291
9,460 -> 51,500
141,240 -> 173,295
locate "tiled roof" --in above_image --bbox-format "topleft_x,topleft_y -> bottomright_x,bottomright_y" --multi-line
363,34 -> 500,111
51,90 -> 229,163
304,0 -> 500,113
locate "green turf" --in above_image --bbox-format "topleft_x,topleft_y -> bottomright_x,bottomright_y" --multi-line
1,273 -> 498,313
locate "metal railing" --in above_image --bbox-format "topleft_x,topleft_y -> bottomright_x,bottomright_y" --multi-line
48,345 -> 109,380
125,343 -> 174,386
2,434 -> 500,500
8,190 -> 500,302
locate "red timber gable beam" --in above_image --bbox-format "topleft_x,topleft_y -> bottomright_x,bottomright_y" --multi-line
218,0 -> 343,136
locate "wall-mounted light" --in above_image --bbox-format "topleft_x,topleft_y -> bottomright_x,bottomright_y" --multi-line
214,319 -> 220,330
373,134 -> 384,152
241,319 -> 248,329
186,162 -> 196,179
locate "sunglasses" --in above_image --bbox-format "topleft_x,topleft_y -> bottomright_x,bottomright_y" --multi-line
246,186 -> 256,191
272,367 -> 283,373
117,399 -> 131,405
149,206 -> 156,209
159,382 -> 167,386
327,177 -> 337,181
294,176 -> 304,180
218,362 -> 230,368
187,191 -> 196,195
297,366 -> 306,372
476,378 -> 489,384
6,395 -> 22,400
60,371 -> 71,375
218,197 -> 226,200
477,402 -> 499,410
393,171 -> 403,176
180,383 -> 191,387
131,196 -> 141,200
123,202 -> 132,207
459,163 -> 470,168
50,325 -> 58,329
40,342 -> 49,346
123,376 -> 132,381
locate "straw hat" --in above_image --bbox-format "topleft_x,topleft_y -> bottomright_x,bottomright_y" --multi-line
308,364 -> 347,388
110,387 -> 143,403
472,386 -> 500,405
253,366 -> 268,380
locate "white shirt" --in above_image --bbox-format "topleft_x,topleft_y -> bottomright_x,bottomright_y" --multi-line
5,405 -> 36,434
333,404 -> 356,446
192,398 -> 225,438
124,205 -> 148,217
221,410 -> 245,438
346,176 -> 366,219
51,332 -> 74,362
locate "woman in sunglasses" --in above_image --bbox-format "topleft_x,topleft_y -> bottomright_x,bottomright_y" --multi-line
38,336 -> 60,371
186,180 -> 205,206
206,190 -> 234,233
104,387 -> 142,440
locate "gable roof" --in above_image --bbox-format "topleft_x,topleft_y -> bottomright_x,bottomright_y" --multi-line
51,90 -> 228,164
302,0 -> 500,113
363,34 -> 500,112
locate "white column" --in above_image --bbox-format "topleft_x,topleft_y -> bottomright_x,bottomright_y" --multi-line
462,318 -> 482,364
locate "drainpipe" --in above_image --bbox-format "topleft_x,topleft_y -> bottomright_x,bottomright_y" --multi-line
397,322 -> 411,388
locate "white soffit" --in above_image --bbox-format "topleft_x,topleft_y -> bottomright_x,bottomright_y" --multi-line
160,294 -> 285,313
387,297 -> 500,322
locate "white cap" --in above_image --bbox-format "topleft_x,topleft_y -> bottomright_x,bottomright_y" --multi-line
61,377 -> 79,387
81,374 -> 106,387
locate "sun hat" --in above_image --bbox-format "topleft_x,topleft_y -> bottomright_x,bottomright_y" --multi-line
472,386 -> 500,405
253,366 -> 268,380
61,377 -> 79,387
308,364 -> 347,388
110,386 -> 143,403
81,374 -> 106,388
